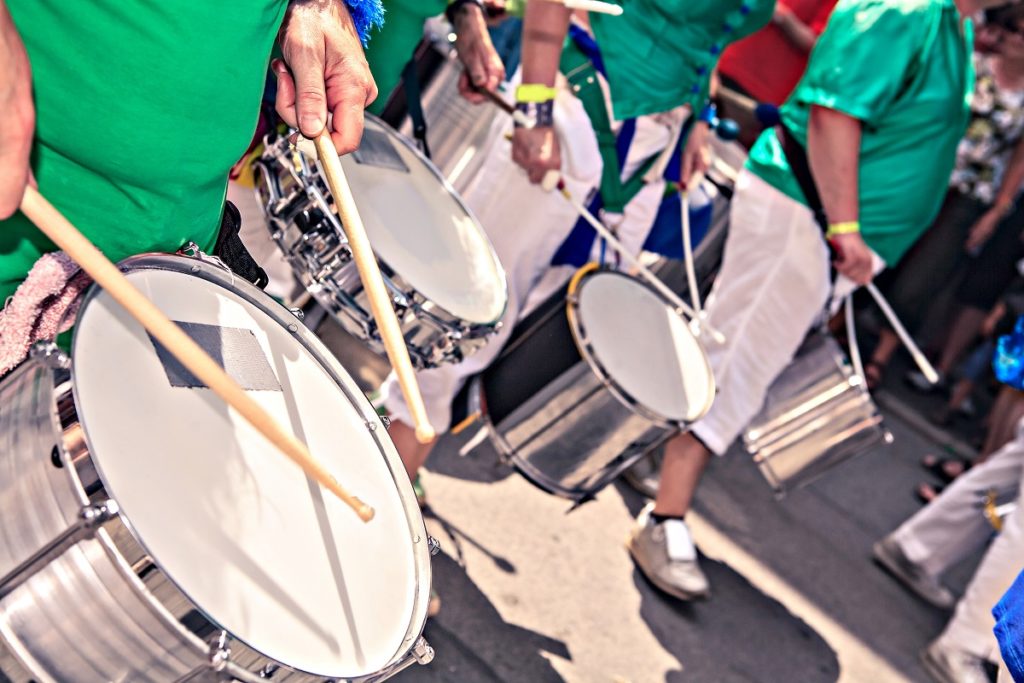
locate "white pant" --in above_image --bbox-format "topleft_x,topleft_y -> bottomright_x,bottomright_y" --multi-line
893,419 -> 1024,661
384,75 -> 683,429
689,171 -> 881,455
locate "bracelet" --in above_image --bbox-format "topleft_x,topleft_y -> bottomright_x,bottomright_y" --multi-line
445,0 -> 484,24
516,83 -> 558,104
515,100 -> 554,128
825,221 -> 860,238
697,102 -> 717,125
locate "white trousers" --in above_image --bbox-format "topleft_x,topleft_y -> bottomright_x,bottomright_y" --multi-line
893,419 -> 1024,661
689,171 -> 881,455
384,79 -> 681,429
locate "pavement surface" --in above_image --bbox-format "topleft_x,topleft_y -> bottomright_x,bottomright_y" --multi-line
312,315 -> 990,683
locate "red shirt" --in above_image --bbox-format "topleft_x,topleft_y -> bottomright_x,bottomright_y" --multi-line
717,0 -> 837,106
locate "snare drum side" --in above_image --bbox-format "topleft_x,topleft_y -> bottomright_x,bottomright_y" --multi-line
0,356 -> 213,682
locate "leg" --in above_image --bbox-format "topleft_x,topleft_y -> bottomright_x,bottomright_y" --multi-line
629,171 -> 835,600
877,423 -> 1024,608
936,306 -> 988,375
982,388 -> 1024,460
652,433 -> 711,517
389,418 -> 436,482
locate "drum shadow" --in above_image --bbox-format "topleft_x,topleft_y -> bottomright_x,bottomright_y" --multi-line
403,553 -> 569,682
614,482 -> 839,682
423,426 -> 517,486
268,343 -> 366,665
422,506 -> 517,575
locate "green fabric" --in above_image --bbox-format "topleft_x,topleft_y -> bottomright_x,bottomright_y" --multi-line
746,0 -> 974,265
589,0 -> 773,121
364,0 -> 448,115
560,40 -> 657,212
0,0 -> 288,304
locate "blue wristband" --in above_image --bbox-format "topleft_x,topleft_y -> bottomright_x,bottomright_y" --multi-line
698,101 -> 717,125
343,0 -> 386,46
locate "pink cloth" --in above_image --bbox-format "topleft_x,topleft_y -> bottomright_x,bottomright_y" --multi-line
0,252 -> 93,376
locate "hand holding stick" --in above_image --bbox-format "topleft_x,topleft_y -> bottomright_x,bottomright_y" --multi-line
19,187 -> 375,522
311,131 -> 436,444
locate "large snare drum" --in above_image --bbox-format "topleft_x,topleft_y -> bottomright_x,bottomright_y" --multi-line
0,254 -> 433,682
254,115 -> 507,369
465,266 -> 715,503
743,329 -> 893,495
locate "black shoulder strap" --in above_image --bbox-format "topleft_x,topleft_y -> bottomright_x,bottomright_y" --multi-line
401,58 -> 431,159
777,124 -> 829,233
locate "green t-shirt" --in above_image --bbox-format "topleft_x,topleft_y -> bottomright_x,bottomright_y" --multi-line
0,1 -> 288,303
746,0 -> 974,265
364,0 -> 448,116
590,0 -> 774,121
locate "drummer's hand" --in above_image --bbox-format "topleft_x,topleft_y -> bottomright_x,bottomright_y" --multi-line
453,3 -> 505,103
0,2 -> 34,219
681,120 -> 710,190
831,231 -> 874,285
512,126 -> 560,185
276,0 -> 378,155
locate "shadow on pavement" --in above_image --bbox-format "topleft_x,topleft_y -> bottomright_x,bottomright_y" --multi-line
424,506 -> 518,575
404,553 -> 569,682
615,483 -> 840,683
423,427 -> 518,486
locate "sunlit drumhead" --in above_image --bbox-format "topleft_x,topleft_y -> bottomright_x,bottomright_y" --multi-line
334,116 -> 506,324
71,256 -> 428,678
570,270 -> 714,424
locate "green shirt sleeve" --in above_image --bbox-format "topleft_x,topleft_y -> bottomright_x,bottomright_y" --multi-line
791,0 -> 930,125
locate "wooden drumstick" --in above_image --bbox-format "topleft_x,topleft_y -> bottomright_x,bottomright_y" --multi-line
312,132 -> 436,444
19,187 -> 376,523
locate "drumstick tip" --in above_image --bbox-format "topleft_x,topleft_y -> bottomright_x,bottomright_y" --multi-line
415,425 -> 436,444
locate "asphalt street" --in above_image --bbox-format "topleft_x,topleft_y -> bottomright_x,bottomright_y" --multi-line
316,318 -> 984,683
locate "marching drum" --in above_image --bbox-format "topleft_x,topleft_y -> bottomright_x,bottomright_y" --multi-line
462,265 -> 715,503
0,253 -> 433,682
254,115 -> 507,369
743,329 -> 893,495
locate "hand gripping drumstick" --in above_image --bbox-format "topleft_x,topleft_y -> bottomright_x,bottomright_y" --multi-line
478,87 -> 726,343
19,187 -> 376,523
311,132 -> 436,444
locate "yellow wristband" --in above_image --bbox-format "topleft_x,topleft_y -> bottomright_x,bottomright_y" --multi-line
516,83 -> 557,104
825,221 -> 860,238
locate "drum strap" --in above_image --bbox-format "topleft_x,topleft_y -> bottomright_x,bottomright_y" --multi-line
401,58 -> 432,159
559,30 -> 658,214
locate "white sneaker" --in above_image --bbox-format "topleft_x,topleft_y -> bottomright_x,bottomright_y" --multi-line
627,503 -> 710,600
920,638 -> 991,683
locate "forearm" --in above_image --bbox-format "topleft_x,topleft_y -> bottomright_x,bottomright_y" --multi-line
774,12 -> 818,53
994,135 -> 1024,210
520,1 -> 571,87
807,105 -> 861,224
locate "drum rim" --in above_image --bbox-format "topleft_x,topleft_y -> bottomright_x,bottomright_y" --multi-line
360,113 -> 509,325
264,113 -> 509,327
68,251 -> 432,679
565,265 -> 716,428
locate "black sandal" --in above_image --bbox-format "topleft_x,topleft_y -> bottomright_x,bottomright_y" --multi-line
919,454 -> 972,483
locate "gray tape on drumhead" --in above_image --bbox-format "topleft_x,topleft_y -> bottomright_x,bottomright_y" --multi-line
352,127 -> 410,173
149,322 -> 282,392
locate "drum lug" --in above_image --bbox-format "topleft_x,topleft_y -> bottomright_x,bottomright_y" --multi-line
0,499 -> 119,599
412,637 -> 435,665
288,307 -> 305,321
30,341 -> 70,370
427,536 -> 441,556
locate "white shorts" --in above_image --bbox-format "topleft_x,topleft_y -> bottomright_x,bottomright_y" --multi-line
690,170 -> 883,455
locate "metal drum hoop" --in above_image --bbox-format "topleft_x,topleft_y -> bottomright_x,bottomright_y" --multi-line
59,252 -> 432,681
257,114 -> 508,329
565,264 -> 716,430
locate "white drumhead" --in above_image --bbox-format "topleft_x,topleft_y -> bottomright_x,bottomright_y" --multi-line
573,271 -> 714,423
335,116 -> 506,324
71,258 -> 427,678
